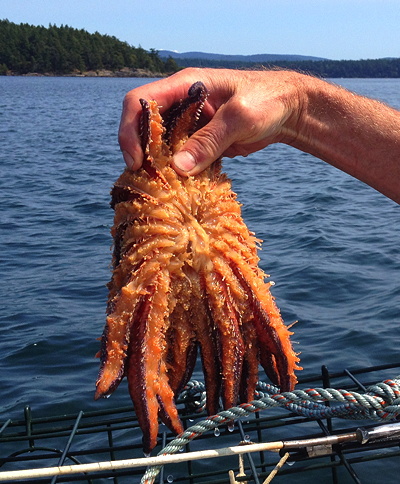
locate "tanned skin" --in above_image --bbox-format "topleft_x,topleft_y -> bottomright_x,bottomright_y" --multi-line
119,68 -> 400,204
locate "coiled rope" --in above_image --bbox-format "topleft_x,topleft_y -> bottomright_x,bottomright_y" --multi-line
141,376 -> 400,483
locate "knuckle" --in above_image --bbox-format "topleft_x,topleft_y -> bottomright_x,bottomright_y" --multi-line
223,97 -> 258,133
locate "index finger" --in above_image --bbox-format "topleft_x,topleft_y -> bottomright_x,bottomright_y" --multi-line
118,75 -> 204,169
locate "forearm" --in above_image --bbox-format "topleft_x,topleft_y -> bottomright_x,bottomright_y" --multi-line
290,76 -> 400,203
119,68 -> 400,204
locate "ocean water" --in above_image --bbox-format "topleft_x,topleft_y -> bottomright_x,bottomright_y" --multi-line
0,76 -> 399,481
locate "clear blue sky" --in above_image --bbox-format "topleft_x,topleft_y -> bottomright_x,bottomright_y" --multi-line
2,0 -> 399,61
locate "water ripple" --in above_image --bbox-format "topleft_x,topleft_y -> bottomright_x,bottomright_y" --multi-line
0,77 -> 399,431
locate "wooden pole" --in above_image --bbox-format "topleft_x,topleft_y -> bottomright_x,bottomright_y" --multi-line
0,441 -> 285,481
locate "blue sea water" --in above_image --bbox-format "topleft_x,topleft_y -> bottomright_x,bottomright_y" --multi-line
0,76 -> 399,482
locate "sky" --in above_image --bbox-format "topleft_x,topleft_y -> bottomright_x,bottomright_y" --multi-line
1,0 -> 399,61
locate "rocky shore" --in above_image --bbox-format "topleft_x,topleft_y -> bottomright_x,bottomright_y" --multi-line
6,67 -> 169,78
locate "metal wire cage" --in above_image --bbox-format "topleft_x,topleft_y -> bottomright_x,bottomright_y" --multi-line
1,362 -> 400,484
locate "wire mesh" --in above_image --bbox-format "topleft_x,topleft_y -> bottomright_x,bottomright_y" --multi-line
1,362 -> 400,483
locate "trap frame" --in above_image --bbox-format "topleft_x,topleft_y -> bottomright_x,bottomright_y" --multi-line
1,362 -> 400,484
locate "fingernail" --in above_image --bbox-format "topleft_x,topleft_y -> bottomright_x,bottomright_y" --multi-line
122,151 -> 136,170
173,151 -> 196,172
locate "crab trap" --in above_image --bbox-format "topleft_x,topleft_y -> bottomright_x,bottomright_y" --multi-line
1,362 -> 400,484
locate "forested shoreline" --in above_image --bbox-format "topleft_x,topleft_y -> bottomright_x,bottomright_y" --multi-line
0,20 -> 179,76
1,19 -> 399,78
175,56 -> 400,78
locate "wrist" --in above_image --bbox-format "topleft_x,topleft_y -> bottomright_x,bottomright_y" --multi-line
270,71 -> 312,147
284,74 -> 349,159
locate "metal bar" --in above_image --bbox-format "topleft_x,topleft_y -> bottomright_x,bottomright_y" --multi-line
159,432 -> 167,484
50,411 -> 84,484
344,369 -> 368,392
106,422 -> 119,484
254,410 -> 267,475
356,423 -> 400,444
323,366 -> 365,484
237,419 -> 260,484
297,361 -> 400,386
0,420 -> 11,437
24,406 -> 35,449
181,417 -> 194,484
321,364 -> 338,484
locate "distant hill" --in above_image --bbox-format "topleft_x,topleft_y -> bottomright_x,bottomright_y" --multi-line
158,50 -> 327,62
158,49 -> 400,78
1,20 -> 399,78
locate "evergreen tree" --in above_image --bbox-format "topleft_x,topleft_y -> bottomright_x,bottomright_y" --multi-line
1,19 -> 399,77
0,19 -> 181,75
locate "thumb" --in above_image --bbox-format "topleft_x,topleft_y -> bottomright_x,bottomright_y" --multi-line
172,113 -> 238,176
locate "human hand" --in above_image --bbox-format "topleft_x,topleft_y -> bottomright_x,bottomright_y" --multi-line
118,68 -> 306,175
